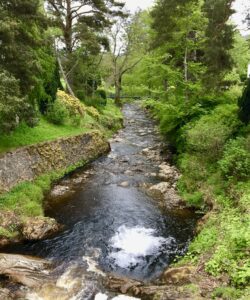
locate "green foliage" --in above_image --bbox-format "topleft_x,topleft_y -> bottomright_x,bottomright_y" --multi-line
239,79 -> 250,124
96,89 -> 107,100
205,210 -> 250,287
0,71 -> 37,133
212,286 -> 243,300
219,137 -> 250,180
47,100 -> 69,125
76,90 -> 86,102
85,96 -> 107,109
184,104 -> 240,158
0,0 -> 47,95
202,0 -> 235,89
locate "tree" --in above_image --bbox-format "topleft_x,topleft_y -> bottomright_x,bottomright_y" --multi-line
0,71 -> 35,133
0,0 -> 47,95
151,0 -> 205,100
47,0 -> 125,96
108,12 -> 149,105
202,0 -> 235,90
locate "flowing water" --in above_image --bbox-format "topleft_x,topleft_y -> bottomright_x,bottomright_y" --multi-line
4,103 -> 197,298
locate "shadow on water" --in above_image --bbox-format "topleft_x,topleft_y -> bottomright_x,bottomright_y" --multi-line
3,103 -> 197,282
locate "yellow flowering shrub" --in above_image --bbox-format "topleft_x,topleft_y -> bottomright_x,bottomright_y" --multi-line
57,90 -> 85,117
86,106 -> 100,120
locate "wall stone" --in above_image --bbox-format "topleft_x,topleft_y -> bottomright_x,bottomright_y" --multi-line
0,131 -> 110,194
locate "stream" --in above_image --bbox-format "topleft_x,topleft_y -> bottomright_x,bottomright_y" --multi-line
4,103 -> 197,299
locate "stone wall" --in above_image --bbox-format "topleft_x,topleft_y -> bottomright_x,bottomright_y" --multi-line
0,131 -> 110,193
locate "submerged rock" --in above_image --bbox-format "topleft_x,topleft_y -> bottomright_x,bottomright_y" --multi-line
21,217 -> 62,240
50,185 -> 71,197
119,181 -> 130,188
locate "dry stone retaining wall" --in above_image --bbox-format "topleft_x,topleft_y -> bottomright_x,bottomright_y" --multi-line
0,131 -> 110,193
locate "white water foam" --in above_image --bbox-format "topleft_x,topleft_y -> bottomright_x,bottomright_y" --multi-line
108,225 -> 175,268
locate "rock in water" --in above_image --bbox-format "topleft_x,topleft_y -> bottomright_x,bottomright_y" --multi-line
0,253 -> 52,287
21,216 -> 62,240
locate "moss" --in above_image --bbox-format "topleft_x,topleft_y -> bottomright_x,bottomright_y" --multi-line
0,226 -> 18,238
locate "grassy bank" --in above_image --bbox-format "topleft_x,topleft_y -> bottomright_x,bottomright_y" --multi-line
0,160 -> 88,240
142,97 -> 250,299
0,99 -> 122,154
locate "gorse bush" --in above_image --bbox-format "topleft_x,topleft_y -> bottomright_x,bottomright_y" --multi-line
219,137 -> 250,181
57,90 -> 85,117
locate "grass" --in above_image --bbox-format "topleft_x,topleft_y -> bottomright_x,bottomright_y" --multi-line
0,160 -> 88,238
0,99 -> 122,154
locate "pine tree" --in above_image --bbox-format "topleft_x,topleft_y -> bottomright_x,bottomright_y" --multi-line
202,0 -> 235,90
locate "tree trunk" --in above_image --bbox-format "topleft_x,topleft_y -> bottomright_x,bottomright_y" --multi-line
115,75 -> 122,106
65,0 -> 73,53
184,46 -> 188,82
57,55 -> 75,97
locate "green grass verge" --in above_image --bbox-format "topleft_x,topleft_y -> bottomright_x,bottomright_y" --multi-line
0,159 -> 88,238
0,99 -> 122,154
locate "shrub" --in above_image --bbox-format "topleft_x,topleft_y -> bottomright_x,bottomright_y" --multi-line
84,96 -> 107,109
85,106 -> 100,120
185,104 -> 240,158
57,90 -> 85,117
219,137 -> 250,180
76,90 -> 85,102
0,70 -> 36,133
96,89 -> 107,100
47,100 -> 69,125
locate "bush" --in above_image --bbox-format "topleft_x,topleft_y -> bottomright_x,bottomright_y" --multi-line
57,90 -> 85,117
85,106 -> 100,120
219,137 -> 250,180
76,90 -> 85,102
84,96 -> 107,109
47,100 -> 69,125
0,70 -> 36,133
96,89 -> 107,100
184,104 -> 240,158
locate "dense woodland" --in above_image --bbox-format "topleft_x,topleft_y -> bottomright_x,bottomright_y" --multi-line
0,0 -> 250,299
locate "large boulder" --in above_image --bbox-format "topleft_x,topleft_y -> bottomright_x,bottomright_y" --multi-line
21,217 -> 62,240
0,253 -> 52,287
158,163 -> 180,184
161,266 -> 196,284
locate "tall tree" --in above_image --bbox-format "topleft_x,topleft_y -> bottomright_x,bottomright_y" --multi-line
47,0 -> 124,96
202,0 -> 235,89
0,0 -> 47,95
108,12 -> 149,105
47,0 -> 124,53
